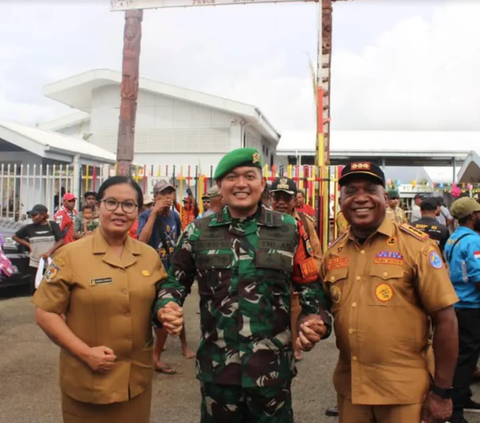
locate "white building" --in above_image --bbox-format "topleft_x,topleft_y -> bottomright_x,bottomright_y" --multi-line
40,69 -> 280,170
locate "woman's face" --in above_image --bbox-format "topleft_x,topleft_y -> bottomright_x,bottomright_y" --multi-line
98,183 -> 139,236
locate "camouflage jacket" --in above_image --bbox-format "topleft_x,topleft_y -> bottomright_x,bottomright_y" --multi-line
154,205 -> 330,388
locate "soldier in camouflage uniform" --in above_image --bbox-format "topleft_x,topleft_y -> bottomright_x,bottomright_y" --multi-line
386,189 -> 407,224
154,148 -> 331,423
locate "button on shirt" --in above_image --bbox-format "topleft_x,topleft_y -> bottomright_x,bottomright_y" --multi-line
445,227 -> 480,309
32,230 -> 167,404
321,218 -> 458,405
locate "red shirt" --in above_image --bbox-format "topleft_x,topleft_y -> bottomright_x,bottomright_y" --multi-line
54,206 -> 77,244
129,220 -> 139,239
296,204 -> 316,219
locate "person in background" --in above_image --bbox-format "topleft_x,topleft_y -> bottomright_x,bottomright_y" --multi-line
129,195 -> 154,239
413,197 -> 449,255
81,205 -> 100,236
410,193 -> 424,223
204,186 -> 223,217
445,197 -> 480,423
13,204 -> 64,294
138,180 -> 195,374
261,184 -> 272,208
53,187 -> 66,213
199,194 -> 210,217
437,197 -> 454,233
32,176 -> 167,423
295,189 -> 315,218
74,192 -> 98,233
180,188 -> 199,230
386,189 -> 407,224
55,193 -> 81,244
270,176 -> 323,363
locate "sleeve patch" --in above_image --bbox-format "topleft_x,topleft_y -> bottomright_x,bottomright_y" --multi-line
298,258 -> 318,281
399,223 -> 429,241
429,251 -> 443,269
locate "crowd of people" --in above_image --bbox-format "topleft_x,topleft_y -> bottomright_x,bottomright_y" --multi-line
6,148 -> 479,423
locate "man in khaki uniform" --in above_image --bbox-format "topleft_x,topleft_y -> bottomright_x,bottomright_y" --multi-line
322,161 -> 459,423
270,176 -> 322,361
386,189 -> 407,224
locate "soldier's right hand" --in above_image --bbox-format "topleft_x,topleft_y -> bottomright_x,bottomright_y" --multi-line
158,302 -> 184,336
152,198 -> 172,215
83,346 -> 117,373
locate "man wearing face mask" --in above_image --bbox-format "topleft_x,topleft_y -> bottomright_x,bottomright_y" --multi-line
445,197 -> 480,423
270,176 -> 323,361
321,161 -> 459,423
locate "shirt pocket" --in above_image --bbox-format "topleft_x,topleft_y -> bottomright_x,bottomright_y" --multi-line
367,266 -> 404,307
195,253 -> 233,297
324,267 -> 349,313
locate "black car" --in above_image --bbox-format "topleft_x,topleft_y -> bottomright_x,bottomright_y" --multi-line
0,219 -> 31,291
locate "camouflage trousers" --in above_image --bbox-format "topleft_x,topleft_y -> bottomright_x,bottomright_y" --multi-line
200,381 -> 293,423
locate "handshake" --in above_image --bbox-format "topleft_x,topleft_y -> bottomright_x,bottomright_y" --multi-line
157,302 -> 184,336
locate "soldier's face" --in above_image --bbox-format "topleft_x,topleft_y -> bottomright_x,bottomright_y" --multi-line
98,183 -> 138,235
341,178 -> 387,233
388,198 -> 399,208
271,191 -> 295,215
219,167 -> 266,216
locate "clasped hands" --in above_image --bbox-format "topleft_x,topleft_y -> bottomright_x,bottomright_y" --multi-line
157,302 -> 184,336
296,314 -> 327,352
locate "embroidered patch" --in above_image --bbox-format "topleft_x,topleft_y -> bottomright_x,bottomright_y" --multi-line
422,245 -> 435,257
305,239 -> 313,256
330,286 -> 341,303
299,258 -> 318,279
374,251 -> 404,266
45,263 -> 59,282
429,251 -> 443,269
387,237 -> 397,246
328,256 -> 349,270
142,270 -> 150,276
90,277 -> 113,286
375,283 -> 394,302
474,251 -> 480,260
53,257 -> 65,267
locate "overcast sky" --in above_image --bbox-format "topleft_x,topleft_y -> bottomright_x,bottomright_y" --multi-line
1,0 -> 479,149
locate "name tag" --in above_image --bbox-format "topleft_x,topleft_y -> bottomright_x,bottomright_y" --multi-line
90,277 -> 113,286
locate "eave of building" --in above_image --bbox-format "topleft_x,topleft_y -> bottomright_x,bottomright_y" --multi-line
38,111 -> 90,132
44,69 -> 280,143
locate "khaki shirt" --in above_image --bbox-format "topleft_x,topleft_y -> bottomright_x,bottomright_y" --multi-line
32,230 -> 167,404
294,210 -> 322,270
320,218 -> 457,405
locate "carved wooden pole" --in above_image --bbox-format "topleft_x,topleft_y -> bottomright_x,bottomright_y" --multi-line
116,10 -> 143,176
322,0 -> 333,166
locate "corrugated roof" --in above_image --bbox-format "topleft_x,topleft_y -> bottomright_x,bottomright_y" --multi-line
0,120 -> 116,163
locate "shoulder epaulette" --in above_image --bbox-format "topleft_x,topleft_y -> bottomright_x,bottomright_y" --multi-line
399,223 -> 429,241
327,231 -> 348,251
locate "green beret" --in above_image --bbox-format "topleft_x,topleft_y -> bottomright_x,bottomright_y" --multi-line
388,189 -> 400,199
214,148 -> 262,180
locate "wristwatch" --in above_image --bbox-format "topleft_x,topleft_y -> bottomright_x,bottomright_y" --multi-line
431,384 -> 455,399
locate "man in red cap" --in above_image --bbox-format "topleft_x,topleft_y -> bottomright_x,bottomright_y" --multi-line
54,193 -> 81,244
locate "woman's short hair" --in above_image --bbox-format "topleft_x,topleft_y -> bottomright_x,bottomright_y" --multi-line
97,176 -> 144,210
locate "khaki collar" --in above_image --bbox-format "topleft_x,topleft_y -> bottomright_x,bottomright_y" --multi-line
92,229 -> 141,269
347,217 -> 394,243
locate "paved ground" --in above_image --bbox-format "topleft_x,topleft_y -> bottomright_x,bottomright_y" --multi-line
1,286 -> 480,423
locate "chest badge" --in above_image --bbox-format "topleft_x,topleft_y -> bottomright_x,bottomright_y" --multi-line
375,283 -> 394,302
142,270 -> 150,276
330,286 -> 342,303
387,237 -> 397,246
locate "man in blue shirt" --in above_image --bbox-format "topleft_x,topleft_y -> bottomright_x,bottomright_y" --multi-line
137,179 -> 195,374
445,197 -> 480,423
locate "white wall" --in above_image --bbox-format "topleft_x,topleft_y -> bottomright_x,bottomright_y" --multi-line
57,120 -> 92,140
90,85 -> 235,155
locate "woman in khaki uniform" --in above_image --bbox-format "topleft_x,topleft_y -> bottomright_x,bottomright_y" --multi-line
33,176 -> 168,423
